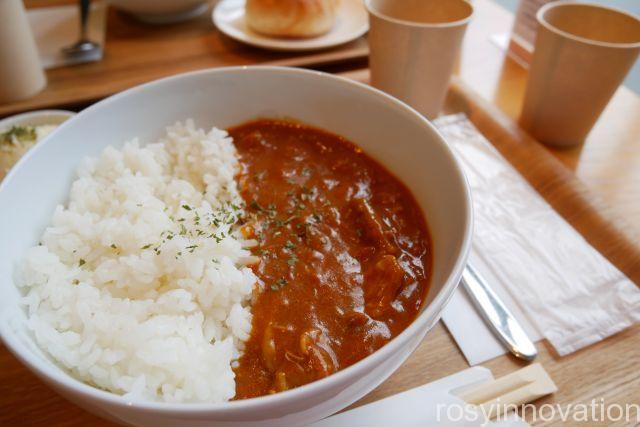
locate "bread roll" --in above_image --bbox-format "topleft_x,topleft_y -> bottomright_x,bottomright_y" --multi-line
246,0 -> 339,38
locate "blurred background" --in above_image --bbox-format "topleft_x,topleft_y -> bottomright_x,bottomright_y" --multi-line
494,0 -> 640,94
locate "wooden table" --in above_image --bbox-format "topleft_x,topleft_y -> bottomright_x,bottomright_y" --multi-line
1,0 -> 367,116
2,0 -> 639,426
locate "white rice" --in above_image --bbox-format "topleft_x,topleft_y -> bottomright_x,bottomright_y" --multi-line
16,120 -> 258,403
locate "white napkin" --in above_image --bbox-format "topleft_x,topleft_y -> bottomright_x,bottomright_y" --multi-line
434,114 -> 640,365
27,2 -> 107,69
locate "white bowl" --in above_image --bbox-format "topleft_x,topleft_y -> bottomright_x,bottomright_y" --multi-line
0,67 -> 472,426
109,0 -> 210,24
0,109 -> 75,130
0,110 -> 75,180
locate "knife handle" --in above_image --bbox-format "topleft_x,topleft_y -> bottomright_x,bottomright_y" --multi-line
461,265 -> 538,361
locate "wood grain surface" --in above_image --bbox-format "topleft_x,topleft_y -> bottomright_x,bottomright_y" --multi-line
453,0 -> 640,245
0,1 -> 368,117
2,0 -> 640,426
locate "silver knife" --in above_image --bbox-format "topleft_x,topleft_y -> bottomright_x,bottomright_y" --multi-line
461,264 -> 538,361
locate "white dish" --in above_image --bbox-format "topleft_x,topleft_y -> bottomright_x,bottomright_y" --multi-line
0,109 -> 75,130
0,110 -> 75,180
213,0 -> 369,51
109,0 -> 209,24
0,67 -> 472,426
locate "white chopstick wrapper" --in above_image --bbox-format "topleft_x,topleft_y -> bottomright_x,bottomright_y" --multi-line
312,367 -> 532,427
435,114 -> 640,362
458,364 -> 557,421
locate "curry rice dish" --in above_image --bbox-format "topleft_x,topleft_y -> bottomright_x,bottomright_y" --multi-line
17,118 -> 432,402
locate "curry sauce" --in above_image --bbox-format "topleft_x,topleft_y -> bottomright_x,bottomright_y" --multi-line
230,120 -> 432,399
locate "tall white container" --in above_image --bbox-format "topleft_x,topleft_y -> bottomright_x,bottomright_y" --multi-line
0,0 -> 46,103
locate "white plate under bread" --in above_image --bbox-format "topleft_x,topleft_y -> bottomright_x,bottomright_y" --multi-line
213,0 -> 369,51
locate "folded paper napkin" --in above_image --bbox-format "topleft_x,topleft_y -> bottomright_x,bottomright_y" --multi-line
28,2 -> 107,69
434,114 -> 640,365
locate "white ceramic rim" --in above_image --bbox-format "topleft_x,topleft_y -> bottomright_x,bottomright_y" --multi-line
212,0 -> 369,52
0,66 -> 473,416
364,0 -> 474,29
130,3 -> 210,24
0,110 -> 76,129
537,1 -> 640,49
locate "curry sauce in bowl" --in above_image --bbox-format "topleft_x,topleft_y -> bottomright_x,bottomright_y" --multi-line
231,120 -> 432,398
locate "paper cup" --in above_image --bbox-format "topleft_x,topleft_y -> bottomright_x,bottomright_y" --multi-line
520,1 -> 640,147
365,0 -> 473,119
0,0 -> 47,104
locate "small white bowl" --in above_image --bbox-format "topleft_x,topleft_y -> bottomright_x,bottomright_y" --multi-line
0,110 -> 75,180
0,110 -> 75,130
0,67 -> 472,426
109,0 -> 210,24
